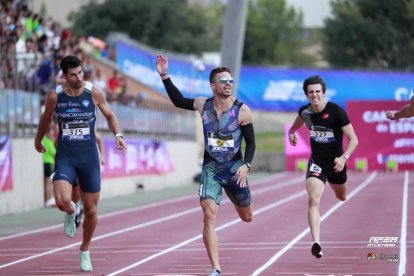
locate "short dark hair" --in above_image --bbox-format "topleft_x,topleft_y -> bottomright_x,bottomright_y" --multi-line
209,67 -> 231,83
60,55 -> 81,74
302,75 -> 326,95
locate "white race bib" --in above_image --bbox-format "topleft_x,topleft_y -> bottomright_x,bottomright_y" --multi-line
62,122 -> 91,141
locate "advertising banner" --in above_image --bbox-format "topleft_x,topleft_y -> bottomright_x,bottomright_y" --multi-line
347,100 -> 414,170
115,40 -> 414,112
101,138 -> 174,178
285,100 -> 414,171
0,136 -> 13,192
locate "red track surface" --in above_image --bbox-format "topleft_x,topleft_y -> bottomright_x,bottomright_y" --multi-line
0,171 -> 412,276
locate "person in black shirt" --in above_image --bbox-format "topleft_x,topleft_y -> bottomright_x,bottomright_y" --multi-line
288,75 -> 358,258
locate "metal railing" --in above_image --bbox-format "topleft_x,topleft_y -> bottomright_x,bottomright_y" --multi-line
0,51 -> 196,140
0,89 -> 41,137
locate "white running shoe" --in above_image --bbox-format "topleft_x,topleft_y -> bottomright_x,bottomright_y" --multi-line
64,201 -> 76,238
80,250 -> 93,271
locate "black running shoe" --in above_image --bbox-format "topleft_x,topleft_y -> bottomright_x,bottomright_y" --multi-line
75,208 -> 83,229
311,242 -> 323,258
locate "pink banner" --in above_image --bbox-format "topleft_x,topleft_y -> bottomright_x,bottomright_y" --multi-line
0,136 -> 13,192
284,124 -> 311,171
347,100 -> 414,170
101,138 -> 174,178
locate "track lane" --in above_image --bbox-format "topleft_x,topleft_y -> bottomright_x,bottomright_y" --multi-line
0,172 -> 411,275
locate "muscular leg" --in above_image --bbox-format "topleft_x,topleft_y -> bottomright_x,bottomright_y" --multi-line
234,205 -> 253,222
200,199 -> 221,272
72,182 -> 81,203
306,177 -> 325,242
79,191 -> 99,251
53,180 -> 74,214
329,183 -> 347,201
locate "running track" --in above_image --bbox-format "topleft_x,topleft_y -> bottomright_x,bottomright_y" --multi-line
0,171 -> 412,275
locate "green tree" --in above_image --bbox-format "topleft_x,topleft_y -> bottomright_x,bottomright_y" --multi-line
69,0 -> 222,55
243,0 -> 315,67
323,0 -> 414,70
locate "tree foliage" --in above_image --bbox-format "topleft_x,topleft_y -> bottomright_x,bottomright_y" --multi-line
69,0 -> 222,55
323,0 -> 414,70
243,0 -> 315,67
69,0 -> 313,66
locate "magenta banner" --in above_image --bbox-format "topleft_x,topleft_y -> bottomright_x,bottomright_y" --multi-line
101,138 -> 174,178
284,124 -> 311,171
0,136 -> 13,192
347,100 -> 414,170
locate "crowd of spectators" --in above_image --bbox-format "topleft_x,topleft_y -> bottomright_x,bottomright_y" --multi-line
0,0 -> 153,108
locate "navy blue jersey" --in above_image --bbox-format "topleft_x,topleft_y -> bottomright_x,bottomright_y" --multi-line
55,81 -> 96,144
53,82 -> 101,192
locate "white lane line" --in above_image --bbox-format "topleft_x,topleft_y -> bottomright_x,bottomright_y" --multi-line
0,194 -> 194,242
107,189 -> 307,276
251,171 -> 378,276
0,173 -> 289,242
0,242 -> 82,269
0,208 -> 198,269
398,171 -> 408,276
0,174 -> 301,269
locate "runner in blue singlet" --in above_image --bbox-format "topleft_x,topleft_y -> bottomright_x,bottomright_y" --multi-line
35,55 -> 126,272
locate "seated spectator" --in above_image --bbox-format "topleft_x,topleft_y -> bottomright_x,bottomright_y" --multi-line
107,69 -> 122,102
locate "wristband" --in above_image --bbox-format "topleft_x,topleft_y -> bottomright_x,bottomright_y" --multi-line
115,133 -> 123,138
160,72 -> 168,77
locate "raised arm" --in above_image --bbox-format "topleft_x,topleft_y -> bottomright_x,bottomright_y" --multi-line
156,54 -> 196,111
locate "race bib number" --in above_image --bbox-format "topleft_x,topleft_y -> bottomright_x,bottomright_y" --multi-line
207,132 -> 235,152
309,128 -> 335,143
62,122 -> 91,141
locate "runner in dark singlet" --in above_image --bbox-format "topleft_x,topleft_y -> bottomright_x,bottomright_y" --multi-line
35,55 -> 126,272
156,53 -> 256,276
288,75 -> 359,258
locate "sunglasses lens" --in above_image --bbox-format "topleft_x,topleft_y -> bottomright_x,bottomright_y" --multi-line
219,78 -> 234,84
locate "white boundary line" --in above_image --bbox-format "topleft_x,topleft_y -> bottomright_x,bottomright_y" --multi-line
0,172 -> 290,242
107,189 -> 308,275
251,171 -> 377,276
398,171 -> 408,276
0,174 -> 301,269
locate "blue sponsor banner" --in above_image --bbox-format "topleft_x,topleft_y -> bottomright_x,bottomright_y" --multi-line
116,40 -> 414,111
239,67 -> 414,111
116,41 -> 213,98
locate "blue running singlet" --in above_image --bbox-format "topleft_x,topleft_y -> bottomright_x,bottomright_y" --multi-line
53,82 -> 101,193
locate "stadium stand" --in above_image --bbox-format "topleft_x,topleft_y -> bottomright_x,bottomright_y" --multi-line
1,0 -> 194,139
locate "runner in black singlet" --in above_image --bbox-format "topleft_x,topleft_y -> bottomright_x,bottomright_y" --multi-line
288,75 -> 359,258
